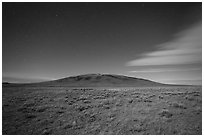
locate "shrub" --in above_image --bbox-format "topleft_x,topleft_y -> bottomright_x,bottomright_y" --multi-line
159,110 -> 173,118
171,103 -> 187,109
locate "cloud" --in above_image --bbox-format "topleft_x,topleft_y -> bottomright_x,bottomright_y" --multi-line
126,22 -> 202,66
129,67 -> 201,73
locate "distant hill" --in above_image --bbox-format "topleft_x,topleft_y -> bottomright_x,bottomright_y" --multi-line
2,82 -> 10,85
13,73 -> 167,87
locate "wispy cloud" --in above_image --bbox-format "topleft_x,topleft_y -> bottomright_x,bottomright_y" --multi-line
129,67 -> 201,73
126,22 -> 202,85
126,22 -> 202,66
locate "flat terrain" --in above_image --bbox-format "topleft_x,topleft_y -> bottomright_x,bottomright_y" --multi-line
2,86 -> 202,135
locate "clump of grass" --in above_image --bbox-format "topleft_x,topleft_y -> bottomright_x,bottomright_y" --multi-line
185,96 -> 194,101
116,101 -> 123,106
42,129 -> 52,135
78,106 -> 86,111
193,93 -> 200,96
159,109 -> 173,118
144,99 -> 152,103
83,100 -> 91,104
171,103 -> 187,109
63,123 -> 74,129
195,107 -> 201,115
76,105 -> 91,112
87,114 -> 97,123
93,95 -> 106,100
25,113 -> 37,119
56,110 -> 64,114
17,107 -> 35,113
66,100 -> 75,105
36,107 -> 48,112
23,102 -> 36,107
128,99 -> 133,103
3,104 -> 9,107
103,105 -> 110,109
17,107 -> 27,112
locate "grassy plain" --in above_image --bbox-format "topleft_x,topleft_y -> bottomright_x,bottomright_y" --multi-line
2,86 -> 202,135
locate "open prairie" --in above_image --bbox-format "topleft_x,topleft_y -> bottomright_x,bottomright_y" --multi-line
2,86 -> 202,135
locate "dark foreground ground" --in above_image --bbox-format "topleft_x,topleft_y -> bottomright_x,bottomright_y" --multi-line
2,86 -> 202,135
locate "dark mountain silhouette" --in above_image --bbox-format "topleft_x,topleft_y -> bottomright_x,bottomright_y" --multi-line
10,73 -> 168,87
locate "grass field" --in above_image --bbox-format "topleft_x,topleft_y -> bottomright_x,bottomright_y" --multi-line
2,86 -> 202,135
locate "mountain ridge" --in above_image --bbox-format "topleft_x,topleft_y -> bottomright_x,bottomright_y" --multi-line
3,73 -> 170,87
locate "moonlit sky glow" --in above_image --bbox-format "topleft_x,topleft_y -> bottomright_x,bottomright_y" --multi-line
3,2 -> 202,85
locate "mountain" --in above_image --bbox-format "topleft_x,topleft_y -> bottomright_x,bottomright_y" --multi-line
22,73 -> 166,87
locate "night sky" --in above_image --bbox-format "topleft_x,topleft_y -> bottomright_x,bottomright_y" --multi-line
2,2 -> 202,85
